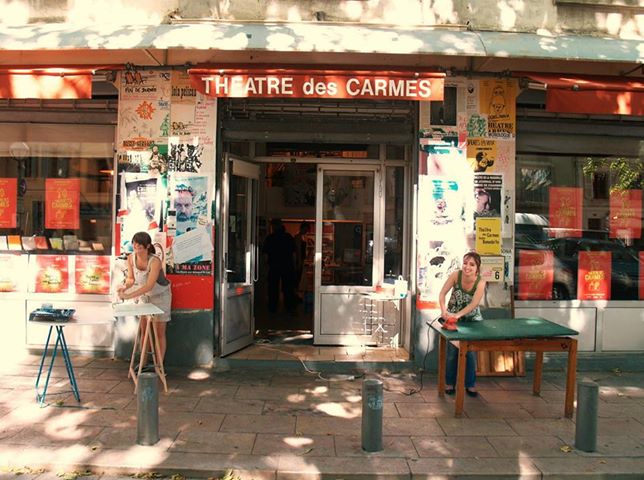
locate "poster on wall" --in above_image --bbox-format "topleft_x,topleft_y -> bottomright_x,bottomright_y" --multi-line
169,70 -> 218,145
416,145 -> 472,308
548,187 -> 583,237
167,136 -> 205,173
578,251 -> 611,300
0,178 -> 17,228
610,189 -> 642,240
479,79 -> 517,138
32,255 -> 70,293
75,255 -> 111,294
473,173 -> 503,231
117,69 -> 171,155
119,174 -> 163,252
517,249 -> 554,300
467,138 -> 497,173
475,217 -> 501,255
168,174 -> 212,275
45,178 -> 80,229
0,254 -> 27,292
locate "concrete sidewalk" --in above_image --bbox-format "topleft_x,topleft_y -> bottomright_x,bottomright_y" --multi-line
0,353 -> 643,479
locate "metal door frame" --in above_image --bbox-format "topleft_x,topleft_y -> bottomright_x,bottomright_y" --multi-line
314,163 -> 383,345
220,153 -> 260,356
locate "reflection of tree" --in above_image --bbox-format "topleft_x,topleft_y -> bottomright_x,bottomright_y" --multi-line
583,157 -> 642,193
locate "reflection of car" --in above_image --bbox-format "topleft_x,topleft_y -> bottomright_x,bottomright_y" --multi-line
541,237 -> 642,300
514,242 -> 574,300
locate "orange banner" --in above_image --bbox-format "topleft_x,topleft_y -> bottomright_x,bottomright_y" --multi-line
0,178 -> 17,228
610,189 -> 642,240
517,249 -> 554,300
34,255 -> 69,293
45,178 -> 80,229
549,187 -> 583,237
190,69 -> 444,101
578,251 -> 611,300
75,256 -> 111,294
0,71 -> 91,99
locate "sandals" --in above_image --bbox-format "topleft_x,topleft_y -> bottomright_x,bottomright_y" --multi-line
445,387 -> 479,397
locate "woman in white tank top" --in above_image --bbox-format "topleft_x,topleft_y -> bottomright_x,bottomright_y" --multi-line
117,232 -> 172,362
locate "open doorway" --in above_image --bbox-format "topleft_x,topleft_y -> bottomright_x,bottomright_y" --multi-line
254,161 -> 317,345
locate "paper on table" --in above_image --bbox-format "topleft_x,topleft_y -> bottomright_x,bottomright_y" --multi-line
172,226 -> 211,264
112,302 -> 164,317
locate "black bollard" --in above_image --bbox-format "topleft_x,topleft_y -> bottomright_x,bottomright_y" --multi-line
361,378 -> 383,452
137,372 -> 159,446
575,380 -> 599,452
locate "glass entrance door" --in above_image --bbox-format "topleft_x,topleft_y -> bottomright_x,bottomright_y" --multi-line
220,154 -> 259,356
314,165 -> 381,345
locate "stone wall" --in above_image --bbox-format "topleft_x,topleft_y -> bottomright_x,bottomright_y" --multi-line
2,0 -> 641,38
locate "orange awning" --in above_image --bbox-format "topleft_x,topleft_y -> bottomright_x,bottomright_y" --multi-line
0,66 -> 119,99
517,73 -> 644,116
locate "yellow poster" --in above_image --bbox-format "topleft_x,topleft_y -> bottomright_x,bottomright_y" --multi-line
467,138 -> 498,172
475,217 -> 502,254
479,79 -> 517,138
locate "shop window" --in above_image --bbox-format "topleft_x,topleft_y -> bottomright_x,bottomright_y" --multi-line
384,167 -> 405,284
515,155 -> 643,301
0,124 -> 115,254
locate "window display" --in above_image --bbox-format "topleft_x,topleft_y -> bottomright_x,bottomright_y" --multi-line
0,124 -> 114,255
515,155 -> 643,301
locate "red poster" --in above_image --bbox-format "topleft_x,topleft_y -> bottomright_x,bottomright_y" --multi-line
549,187 -> 583,237
640,252 -> 644,300
0,178 -> 17,228
75,256 -> 111,294
45,178 -> 80,229
610,189 -> 642,240
34,255 -> 69,293
517,249 -> 554,300
578,251 -> 611,300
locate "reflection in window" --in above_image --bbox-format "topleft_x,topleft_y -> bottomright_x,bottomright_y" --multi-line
322,171 -> 374,286
515,155 -> 642,301
384,167 -> 404,284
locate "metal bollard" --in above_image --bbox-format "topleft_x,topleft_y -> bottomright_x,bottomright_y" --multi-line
361,379 -> 383,452
137,372 -> 159,446
575,380 -> 599,452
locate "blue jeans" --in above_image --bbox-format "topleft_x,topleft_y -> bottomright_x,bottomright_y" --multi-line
445,342 -> 477,389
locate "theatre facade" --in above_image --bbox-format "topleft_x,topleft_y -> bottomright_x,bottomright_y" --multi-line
0,1 -> 642,367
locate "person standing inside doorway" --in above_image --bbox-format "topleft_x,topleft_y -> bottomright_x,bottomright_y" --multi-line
263,218 -> 296,314
294,221 -> 311,299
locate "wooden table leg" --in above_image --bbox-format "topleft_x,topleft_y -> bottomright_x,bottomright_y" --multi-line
438,335 -> 446,397
128,317 -> 142,382
151,322 -> 168,393
135,318 -> 154,394
455,341 -> 468,416
564,338 -> 578,418
533,351 -> 544,396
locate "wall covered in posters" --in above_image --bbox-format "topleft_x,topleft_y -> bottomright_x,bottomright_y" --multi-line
417,77 -> 517,309
116,69 -> 216,283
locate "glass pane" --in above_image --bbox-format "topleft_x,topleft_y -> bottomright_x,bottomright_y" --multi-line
322,171 -> 374,286
0,155 -> 114,252
515,155 -> 643,301
384,167 -> 405,284
227,175 -> 249,284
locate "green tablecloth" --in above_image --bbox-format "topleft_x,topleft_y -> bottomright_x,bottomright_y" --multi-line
429,317 -> 579,341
